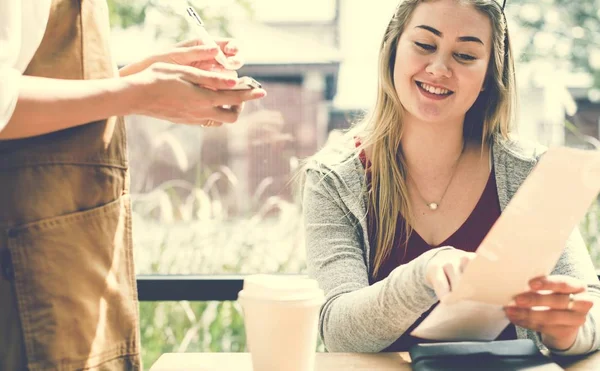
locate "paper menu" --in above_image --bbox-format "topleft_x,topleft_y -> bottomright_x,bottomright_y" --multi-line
411,300 -> 510,341
411,147 -> 600,340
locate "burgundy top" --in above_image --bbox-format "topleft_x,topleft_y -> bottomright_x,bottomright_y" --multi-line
357,143 -> 517,351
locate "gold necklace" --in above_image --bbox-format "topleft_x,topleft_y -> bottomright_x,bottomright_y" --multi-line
406,143 -> 465,211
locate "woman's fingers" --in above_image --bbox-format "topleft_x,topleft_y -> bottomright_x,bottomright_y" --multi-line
207,104 -> 245,124
175,38 -> 238,55
180,39 -> 243,67
212,38 -> 240,55
161,38 -> 244,72
191,62 -> 240,77
504,275 -> 595,351
198,105 -> 244,127
459,252 -> 476,273
434,260 -> 465,300
513,292 -> 594,312
505,307 -> 588,330
212,39 -> 244,69
443,262 -> 461,292
504,303 -> 584,351
431,266 -> 451,299
165,45 -> 221,65
135,63 -> 266,125
165,44 -> 242,70
529,275 -> 588,294
184,70 -> 239,90
172,64 -> 246,94
153,63 -> 238,90
219,56 -> 244,70
425,248 -> 476,300
202,88 -> 266,107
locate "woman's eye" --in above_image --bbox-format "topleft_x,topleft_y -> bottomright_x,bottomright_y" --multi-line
455,53 -> 476,61
415,42 -> 435,51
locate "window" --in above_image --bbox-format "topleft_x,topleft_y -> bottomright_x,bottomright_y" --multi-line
108,0 -> 600,366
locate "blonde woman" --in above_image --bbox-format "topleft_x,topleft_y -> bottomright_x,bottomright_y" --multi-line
302,0 -> 600,355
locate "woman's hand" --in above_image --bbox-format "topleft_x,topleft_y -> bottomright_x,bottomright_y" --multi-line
121,38 -> 262,126
504,275 -> 594,351
166,38 -> 243,72
425,248 -> 476,300
120,38 -> 243,78
126,60 -> 266,126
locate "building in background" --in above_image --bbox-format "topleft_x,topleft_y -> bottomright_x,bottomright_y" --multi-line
227,17 -> 341,211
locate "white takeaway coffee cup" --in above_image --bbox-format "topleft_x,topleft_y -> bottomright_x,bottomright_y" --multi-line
237,275 -> 325,371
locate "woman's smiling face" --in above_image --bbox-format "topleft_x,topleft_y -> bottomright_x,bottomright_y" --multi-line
393,0 -> 492,124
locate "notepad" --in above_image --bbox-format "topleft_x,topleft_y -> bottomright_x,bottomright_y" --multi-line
412,146 -> 600,341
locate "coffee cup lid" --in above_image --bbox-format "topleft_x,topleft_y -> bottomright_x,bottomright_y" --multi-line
240,274 -> 323,301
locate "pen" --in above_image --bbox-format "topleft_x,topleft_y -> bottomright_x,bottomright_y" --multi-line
185,6 -> 230,68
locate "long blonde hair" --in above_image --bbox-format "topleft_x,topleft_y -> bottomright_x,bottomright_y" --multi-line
353,0 -> 517,278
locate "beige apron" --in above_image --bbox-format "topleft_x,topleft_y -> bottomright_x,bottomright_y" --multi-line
0,0 -> 141,369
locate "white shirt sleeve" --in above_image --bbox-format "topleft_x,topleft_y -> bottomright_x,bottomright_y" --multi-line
0,1 -> 23,132
0,0 -> 51,132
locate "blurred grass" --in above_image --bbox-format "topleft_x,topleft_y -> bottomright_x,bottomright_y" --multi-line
139,301 -> 247,367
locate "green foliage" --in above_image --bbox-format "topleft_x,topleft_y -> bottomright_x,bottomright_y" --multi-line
511,0 -> 600,87
139,300 -> 248,367
107,0 -> 253,40
107,0 -> 148,28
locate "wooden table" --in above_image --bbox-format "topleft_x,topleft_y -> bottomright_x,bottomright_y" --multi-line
150,351 -> 600,370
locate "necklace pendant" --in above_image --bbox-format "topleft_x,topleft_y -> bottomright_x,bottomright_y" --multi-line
428,202 -> 439,210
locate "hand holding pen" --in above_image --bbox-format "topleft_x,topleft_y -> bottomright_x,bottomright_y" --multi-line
117,6 -> 266,127
185,6 -> 232,69
183,6 -> 262,91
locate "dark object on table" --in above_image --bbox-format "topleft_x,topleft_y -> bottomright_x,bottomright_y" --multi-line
409,339 -> 563,370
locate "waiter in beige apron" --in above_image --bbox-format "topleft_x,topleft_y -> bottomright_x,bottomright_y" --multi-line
0,1 -> 265,370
